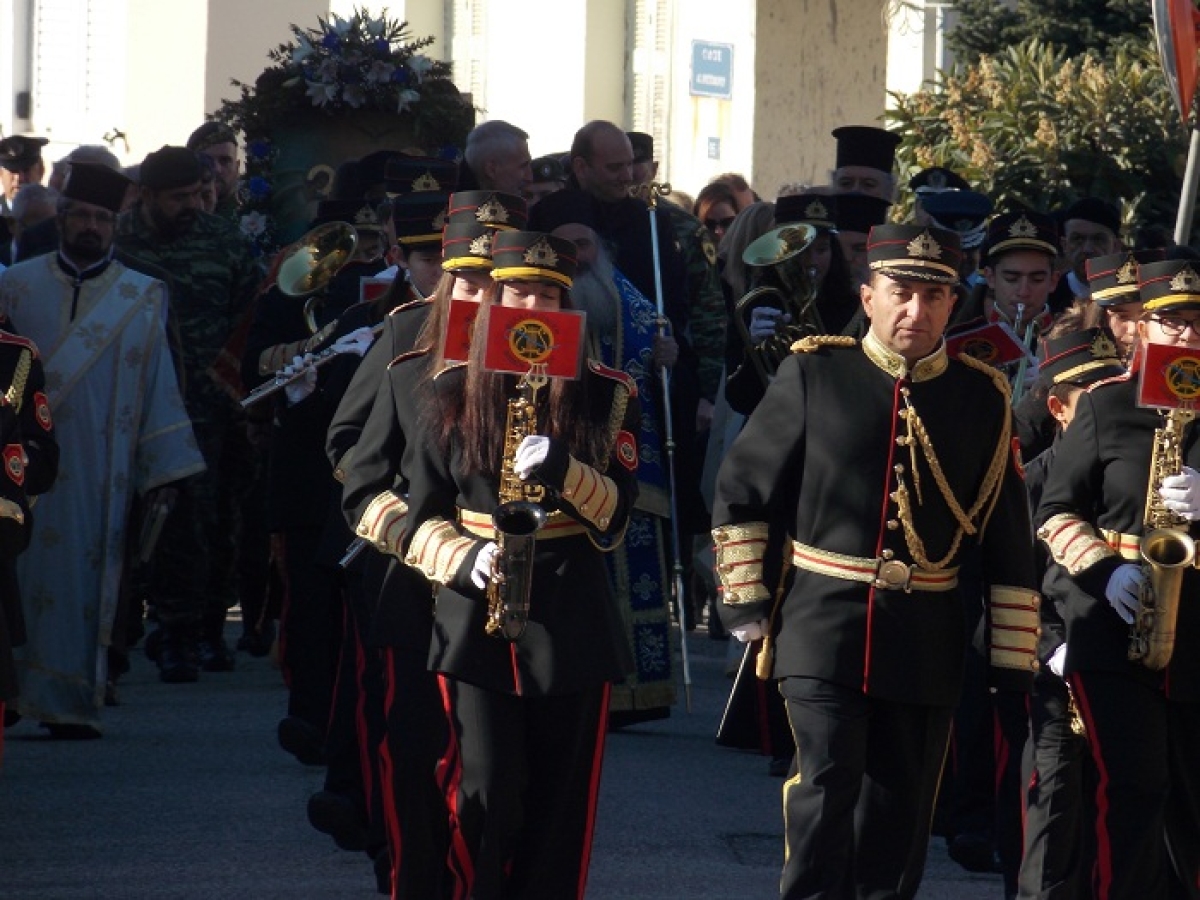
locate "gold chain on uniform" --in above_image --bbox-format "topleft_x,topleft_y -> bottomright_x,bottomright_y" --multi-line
891,379 -> 1011,572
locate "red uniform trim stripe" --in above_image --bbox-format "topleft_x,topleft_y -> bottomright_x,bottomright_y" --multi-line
437,674 -> 474,899
577,682 -> 612,900
352,625 -> 374,820
1072,673 -> 1115,898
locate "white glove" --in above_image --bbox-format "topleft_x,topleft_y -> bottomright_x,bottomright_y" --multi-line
332,326 -> 376,358
470,541 -> 499,589
1105,563 -> 1144,625
1159,466 -> 1200,521
283,354 -> 318,406
730,619 -> 769,643
1047,643 -> 1067,678
513,435 -> 550,480
749,306 -> 789,344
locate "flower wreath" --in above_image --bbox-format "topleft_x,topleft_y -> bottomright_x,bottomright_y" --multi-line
214,6 -> 474,257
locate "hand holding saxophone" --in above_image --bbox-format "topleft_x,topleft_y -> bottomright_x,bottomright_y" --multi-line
1105,563 -> 1145,625
471,541 -> 499,589
749,306 -> 791,344
513,435 -> 550,481
1158,465 -> 1200,521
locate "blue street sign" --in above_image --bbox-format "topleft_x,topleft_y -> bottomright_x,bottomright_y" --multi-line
690,41 -> 734,100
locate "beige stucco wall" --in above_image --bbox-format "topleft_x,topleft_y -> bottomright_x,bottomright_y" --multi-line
752,0 -> 891,200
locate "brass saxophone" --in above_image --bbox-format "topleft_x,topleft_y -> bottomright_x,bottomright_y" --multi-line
485,368 -> 549,640
1129,408 -> 1197,670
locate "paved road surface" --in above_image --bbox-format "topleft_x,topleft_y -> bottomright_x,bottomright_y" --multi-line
0,620 -> 1005,899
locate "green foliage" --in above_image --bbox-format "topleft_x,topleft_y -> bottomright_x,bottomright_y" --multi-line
888,37 -> 1189,236
946,0 -> 1153,64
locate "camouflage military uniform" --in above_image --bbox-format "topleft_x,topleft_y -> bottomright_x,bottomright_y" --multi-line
116,206 -> 260,648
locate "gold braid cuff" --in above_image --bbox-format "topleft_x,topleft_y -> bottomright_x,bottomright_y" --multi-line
355,491 -> 409,558
561,456 -> 619,531
1038,513 -> 1116,575
405,516 -> 477,585
989,585 -> 1041,672
711,522 -> 771,606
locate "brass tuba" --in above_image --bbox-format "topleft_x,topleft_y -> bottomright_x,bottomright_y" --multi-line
485,367 -> 550,640
1129,408 -> 1197,670
734,223 -> 821,386
276,221 -> 359,334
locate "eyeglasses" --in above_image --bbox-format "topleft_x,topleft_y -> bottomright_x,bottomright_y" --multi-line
1150,314 -> 1200,337
63,208 -> 116,225
704,215 -> 735,233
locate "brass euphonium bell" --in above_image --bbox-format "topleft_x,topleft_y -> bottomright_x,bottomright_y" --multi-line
276,221 -> 359,333
734,222 -> 822,387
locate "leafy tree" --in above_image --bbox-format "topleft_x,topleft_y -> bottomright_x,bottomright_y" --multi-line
887,37 -> 1189,235
947,0 -> 1153,63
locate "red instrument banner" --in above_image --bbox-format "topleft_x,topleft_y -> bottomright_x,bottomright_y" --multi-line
945,320 -> 1032,367
1138,341 -> 1200,409
482,305 -> 586,379
359,276 -> 392,305
440,299 -> 479,363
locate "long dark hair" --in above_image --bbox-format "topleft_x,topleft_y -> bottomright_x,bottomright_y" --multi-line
424,282 -> 612,477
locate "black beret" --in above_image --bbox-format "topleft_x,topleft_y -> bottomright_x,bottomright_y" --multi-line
1061,197 -> 1121,236
866,224 -> 962,285
832,126 -> 901,173
521,187 -> 597,232
139,146 -> 203,190
62,162 -> 133,214
0,135 -> 48,172
186,121 -> 237,152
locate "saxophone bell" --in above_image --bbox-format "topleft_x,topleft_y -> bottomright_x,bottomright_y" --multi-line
485,500 -> 548,640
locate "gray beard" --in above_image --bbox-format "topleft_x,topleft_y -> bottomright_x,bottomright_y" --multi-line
571,261 -> 621,341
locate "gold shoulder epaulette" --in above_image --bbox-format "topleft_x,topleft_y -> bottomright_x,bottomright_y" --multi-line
386,347 -> 429,370
587,359 -> 638,397
957,351 -> 1012,400
790,335 -> 857,354
388,297 -> 432,317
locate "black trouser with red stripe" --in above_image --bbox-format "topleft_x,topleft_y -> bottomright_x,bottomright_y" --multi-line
438,677 -> 610,900
1017,670 -> 1092,900
1071,669 -> 1200,900
779,677 -> 954,900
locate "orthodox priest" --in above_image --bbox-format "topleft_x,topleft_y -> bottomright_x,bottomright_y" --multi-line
0,163 -> 204,737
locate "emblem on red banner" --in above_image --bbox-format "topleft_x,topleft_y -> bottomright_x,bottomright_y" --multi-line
482,305 -> 586,379
1139,341 -> 1200,409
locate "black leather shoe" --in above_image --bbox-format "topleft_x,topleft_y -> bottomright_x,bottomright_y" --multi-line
372,848 -> 392,895
948,833 -> 999,873
236,621 -> 275,657
307,790 -> 369,852
277,715 -> 326,766
197,638 -> 235,672
158,638 -> 199,684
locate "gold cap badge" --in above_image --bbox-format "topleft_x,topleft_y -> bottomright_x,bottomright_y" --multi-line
1009,215 -> 1038,239
1089,332 -> 1118,360
468,232 -> 493,256
1116,258 -> 1138,285
412,171 -> 441,192
908,230 -> 941,259
354,205 -> 379,227
524,236 -> 559,267
475,196 -> 509,225
1170,266 -> 1200,293
804,200 -> 829,221
432,208 -> 447,230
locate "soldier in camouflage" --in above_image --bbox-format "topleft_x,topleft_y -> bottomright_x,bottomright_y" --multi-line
116,145 -> 260,683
